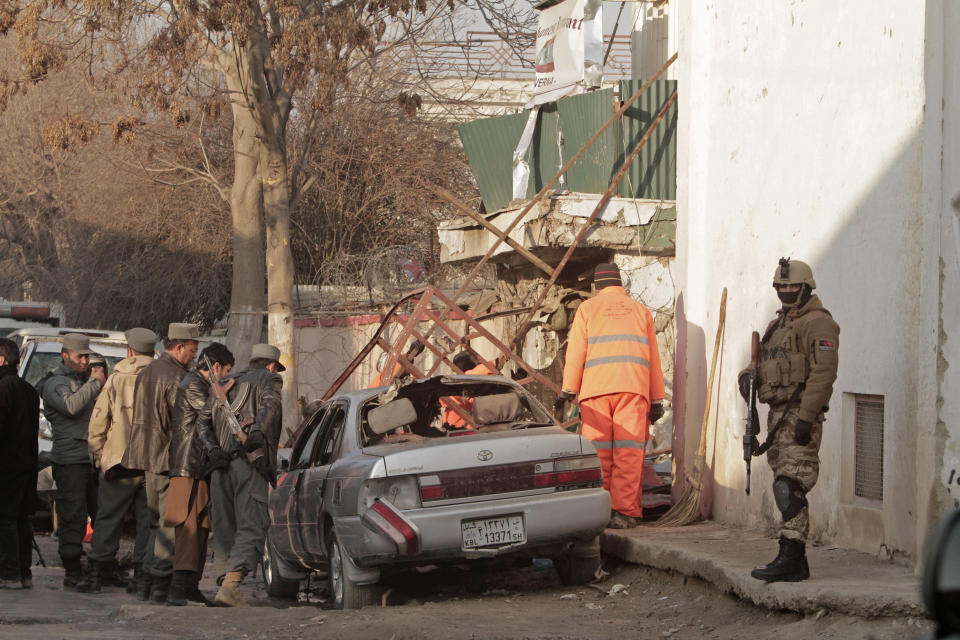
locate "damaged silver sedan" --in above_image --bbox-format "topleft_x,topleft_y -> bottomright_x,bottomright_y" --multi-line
263,375 -> 611,609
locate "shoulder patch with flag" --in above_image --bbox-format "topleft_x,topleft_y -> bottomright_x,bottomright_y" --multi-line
817,339 -> 835,351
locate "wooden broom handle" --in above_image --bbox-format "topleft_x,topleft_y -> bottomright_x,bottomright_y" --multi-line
695,288 -> 727,459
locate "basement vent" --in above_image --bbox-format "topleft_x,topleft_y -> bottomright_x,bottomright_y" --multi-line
854,395 -> 884,501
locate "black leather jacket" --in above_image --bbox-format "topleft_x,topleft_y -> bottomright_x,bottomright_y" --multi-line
168,370 -> 219,479
196,364 -> 283,474
122,352 -> 189,474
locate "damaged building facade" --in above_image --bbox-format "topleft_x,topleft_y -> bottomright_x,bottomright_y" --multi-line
290,0 -> 960,569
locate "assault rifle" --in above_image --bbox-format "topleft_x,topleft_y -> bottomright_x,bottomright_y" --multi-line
743,331 -> 761,495
203,355 -> 264,468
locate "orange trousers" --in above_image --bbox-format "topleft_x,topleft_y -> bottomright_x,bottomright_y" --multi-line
579,392 -> 649,518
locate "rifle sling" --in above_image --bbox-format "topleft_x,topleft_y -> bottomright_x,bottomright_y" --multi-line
755,383 -> 805,456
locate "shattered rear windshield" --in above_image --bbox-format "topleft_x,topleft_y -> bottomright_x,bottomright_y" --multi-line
360,378 -> 555,446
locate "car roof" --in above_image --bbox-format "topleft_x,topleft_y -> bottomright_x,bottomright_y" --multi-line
7,327 -> 127,342
28,340 -> 128,357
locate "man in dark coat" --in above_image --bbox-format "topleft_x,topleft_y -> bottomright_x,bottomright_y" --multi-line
0,338 -> 40,589
163,342 -> 234,606
123,322 -> 198,602
36,333 -> 105,587
197,343 -> 284,607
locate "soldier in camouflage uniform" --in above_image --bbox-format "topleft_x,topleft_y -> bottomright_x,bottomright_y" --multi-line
740,258 -> 839,583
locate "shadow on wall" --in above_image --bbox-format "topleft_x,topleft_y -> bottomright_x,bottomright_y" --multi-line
675,114 -> 947,556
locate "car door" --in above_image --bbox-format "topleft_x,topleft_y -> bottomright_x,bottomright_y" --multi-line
270,406 -> 328,568
296,401 -> 348,563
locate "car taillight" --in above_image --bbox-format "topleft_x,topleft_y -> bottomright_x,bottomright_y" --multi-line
419,475 -> 444,501
361,498 -> 421,555
418,457 -> 603,503
536,457 -> 603,489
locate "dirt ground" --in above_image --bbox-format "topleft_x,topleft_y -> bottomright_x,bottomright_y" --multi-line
0,537 -> 934,640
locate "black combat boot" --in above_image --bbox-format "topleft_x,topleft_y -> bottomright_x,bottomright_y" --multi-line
75,561 -> 103,593
135,567 -> 153,601
750,538 -> 810,582
101,561 -> 130,588
62,557 -> 84,589
150,574 -> 172,604
127,563 -> 142,594
166,570 -> 190,606
184,571 -> 209,606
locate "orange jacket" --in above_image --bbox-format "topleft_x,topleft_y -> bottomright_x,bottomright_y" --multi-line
368,361 -> 403,389
561,286 -> 665,402
443,361 -> 497,427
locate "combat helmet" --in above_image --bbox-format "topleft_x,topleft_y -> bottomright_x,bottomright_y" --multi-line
772,257 -> 816,289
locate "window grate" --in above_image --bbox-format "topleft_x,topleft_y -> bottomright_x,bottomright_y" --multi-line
854,396 -> 884,501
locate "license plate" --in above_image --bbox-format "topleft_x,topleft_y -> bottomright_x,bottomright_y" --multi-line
461,515 -> 525,549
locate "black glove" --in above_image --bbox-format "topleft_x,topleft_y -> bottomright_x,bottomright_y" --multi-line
407,340 -> 425,358
794,419 -> 813,446
253,454 -> 272,475
243,429 -> 266,453
738,370 -> 752,401
204,447 -> 231,474
649,402 -> 665,424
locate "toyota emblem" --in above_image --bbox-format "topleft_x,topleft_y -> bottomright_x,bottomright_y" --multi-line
477,449 -> 493,462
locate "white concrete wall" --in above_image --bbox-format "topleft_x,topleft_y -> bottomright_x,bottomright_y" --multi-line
931,0 -> 960,524
676,0 -> 950,561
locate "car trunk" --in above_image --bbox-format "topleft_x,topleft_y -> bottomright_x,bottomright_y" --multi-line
363,428 -> 585,477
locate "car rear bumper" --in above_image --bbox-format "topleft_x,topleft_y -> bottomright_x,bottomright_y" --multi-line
336,487 -> 610,566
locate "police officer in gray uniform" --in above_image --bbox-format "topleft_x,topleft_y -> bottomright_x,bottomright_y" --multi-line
37,333 -> 105,587
196,343 -> 283,607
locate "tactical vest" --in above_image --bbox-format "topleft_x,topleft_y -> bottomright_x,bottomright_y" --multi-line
757,317 -> 809,405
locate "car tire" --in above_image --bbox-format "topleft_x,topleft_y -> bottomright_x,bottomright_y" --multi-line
262,536 -> 301,599
327,532 -> 378,609
555,539 -> 602,586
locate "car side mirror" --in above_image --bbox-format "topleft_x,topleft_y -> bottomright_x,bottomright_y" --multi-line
368,397 -> 417,435
922,508 -> 960,637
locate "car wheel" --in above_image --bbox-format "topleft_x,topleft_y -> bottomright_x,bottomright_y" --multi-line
555,538 -> 602,586
262,536 -> 301,599
327,532 -> 378,609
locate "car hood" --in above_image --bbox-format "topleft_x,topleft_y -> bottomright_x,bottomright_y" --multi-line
363,428 -> 590,476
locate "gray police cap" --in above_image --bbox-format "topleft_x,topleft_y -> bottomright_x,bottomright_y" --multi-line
167,323 -> 200,341
251,343 -> 286,372
125,327 -> 158,354
62,333 -> 94,355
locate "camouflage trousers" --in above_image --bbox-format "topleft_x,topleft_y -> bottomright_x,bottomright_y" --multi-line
765,405 -> 822,543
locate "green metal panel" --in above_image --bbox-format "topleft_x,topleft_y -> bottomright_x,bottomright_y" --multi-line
617,79 -> 677,200
457,82 -> 677,213
457,111 -> 531,213
526,106 -> 562,198
555,89 -> 619,194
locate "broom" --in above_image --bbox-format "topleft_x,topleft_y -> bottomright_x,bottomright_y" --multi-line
655,287 -> 727,527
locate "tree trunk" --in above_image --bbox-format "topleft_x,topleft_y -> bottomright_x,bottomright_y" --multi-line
238,29 -> 299,443
261,140 -> 298,444
223,64 -> 266,367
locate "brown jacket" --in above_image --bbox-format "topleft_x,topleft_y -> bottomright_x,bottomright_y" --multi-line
122,352 -> 189,474
758,294 -> 840,422
88,354 -> 153,473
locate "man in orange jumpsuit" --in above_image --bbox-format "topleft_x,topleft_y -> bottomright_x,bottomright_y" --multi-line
562,263 -> 665,529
